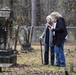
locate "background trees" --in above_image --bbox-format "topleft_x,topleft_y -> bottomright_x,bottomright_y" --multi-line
0,0 -> 75,26
0,0 -> 76,48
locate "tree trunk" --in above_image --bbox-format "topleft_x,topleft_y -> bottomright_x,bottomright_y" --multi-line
36,0 -> 41,25
30,0 -> 37,43
31,0 -> 37,26
9,0 -> 14,20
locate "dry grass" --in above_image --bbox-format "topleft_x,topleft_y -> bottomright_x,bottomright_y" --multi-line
16,45 -> 76,72
1,44 -> 76,75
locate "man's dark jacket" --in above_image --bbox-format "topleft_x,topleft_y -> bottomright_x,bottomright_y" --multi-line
53,17 -> 67,46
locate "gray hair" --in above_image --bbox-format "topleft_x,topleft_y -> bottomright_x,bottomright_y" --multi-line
46,15 -> 53,23
50,12 -> 62,21
51,12 -> 62,18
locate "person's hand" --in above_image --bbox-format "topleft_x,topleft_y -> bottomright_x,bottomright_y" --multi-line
48,25 -> 51,29
51,26 -> 54,30
49,26 -> 54,31
39,36 -> 42,40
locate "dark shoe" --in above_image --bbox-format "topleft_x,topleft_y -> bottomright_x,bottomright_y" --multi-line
51,65 -> 54,66
55,65 -> 66,67
50,64 -> 54,66
60,65 -> 66,67
43,63 -> 48,65
55,65 -> 60,67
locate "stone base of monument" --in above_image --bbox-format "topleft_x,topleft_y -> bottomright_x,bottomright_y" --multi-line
0,49 -> 17,72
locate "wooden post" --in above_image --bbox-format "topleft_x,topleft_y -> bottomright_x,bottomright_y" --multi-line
64,67 -> 69,75
70,63 -> 74,72
13,25 -> 19,50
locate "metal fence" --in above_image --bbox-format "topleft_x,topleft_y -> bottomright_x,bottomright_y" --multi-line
32,26 -> 76,43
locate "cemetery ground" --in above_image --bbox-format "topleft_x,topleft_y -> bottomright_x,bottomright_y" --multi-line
0,42 -> 76,75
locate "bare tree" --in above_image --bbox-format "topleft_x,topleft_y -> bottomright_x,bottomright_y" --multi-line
31,0 -> 37,26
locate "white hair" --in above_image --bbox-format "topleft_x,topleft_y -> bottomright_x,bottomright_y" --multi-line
46,15 -> 53,23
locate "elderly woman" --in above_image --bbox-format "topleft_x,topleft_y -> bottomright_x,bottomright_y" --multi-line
50,12 -> 67,67
40,15 -> 56,65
